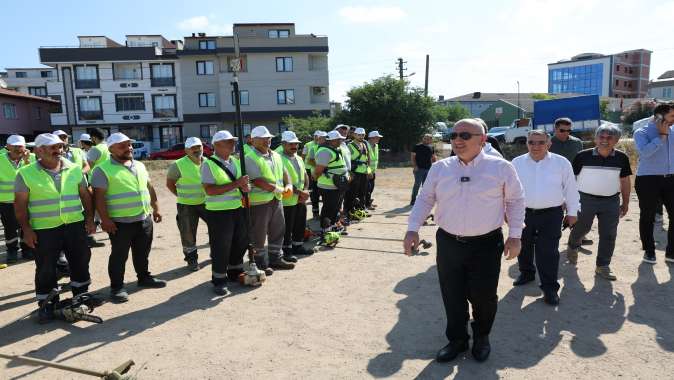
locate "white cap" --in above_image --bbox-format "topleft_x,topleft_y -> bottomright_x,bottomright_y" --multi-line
185,137 -> 203,148
334,124 -> 349,131
52,130 -> 68,137
368,131 -> 383,138
35,133 -> 64,147
79,133 -> 92,142
6,135 -> 26,146
354,127 -> 366,135
106,132 -> 134,147
314,130 -> 328,137
326,131 -> 345,141
211,130 -> 238,144
251,126 -> 274,138
281,131 -> 301,143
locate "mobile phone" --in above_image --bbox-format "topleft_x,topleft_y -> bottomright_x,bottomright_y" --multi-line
655,114 -> 664,123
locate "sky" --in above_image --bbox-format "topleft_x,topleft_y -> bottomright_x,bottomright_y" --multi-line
2,0 -> 674,103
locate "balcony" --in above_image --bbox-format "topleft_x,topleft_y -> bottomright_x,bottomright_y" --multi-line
151,77 -> 175,87
78,110 -> 103,120
75,79 -> 99,89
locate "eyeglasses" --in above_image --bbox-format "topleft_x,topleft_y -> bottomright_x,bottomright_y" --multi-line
527,140 -> 547,146
449,132 -> 482,141
558,129 -> 571,133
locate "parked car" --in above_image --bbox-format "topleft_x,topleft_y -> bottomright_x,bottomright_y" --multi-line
503,118 -> 533,144
132,141 -> 152,160
150,142 -> 213,160
486,126 -> 508,143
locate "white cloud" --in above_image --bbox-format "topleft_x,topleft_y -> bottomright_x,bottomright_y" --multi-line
176,16 -> 232,35
338,6 -> 406,23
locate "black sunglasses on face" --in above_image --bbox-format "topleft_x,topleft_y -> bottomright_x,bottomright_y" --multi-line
558,129 -> 571,133
449,132 -> 482,141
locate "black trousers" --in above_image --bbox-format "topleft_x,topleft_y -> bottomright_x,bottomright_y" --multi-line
307,169 -> 320,213
319,188 -> 344,229
518,207 -> 564,292
436,228 -> 504,342
635,175 -> 674,256
175,203 -> 208,261
108,217 -> 153,291
283,203 -> 307,248
34,222 -> 91,299
0,202 -> 29,253
365,172 -> 376,207
344,172 -> 368,213
206,208 -> 248,285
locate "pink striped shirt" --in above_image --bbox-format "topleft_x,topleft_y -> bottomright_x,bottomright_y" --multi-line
408,151 -> 525,238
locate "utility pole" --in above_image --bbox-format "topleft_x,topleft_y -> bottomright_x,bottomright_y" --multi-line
397,57 -> 406,80
424,54 -> 429,96
516,80 -> 521,119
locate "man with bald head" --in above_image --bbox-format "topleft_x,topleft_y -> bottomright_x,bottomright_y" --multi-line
404,118 -> 525,363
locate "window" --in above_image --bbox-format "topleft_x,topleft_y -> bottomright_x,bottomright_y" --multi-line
268,29 -> 290,38
196,61 -> 214,75
74,65 -> 99,89
200,124 -> 218,139
113,62 -> 142,80
616,79 -> 620,86
150,63 -> 175,87
28,87 -> 47,97
664,88 -> 673,98
276,57 -> 293,72
231,90 -> 249,105
41,71 -> 53,78
2,103 -> 17,119
77,96 -> 102,120
199,92 -> 216,107
49,95 -> 63,113
277,89 -> 295,104
226,55 -> 247,72
34,106 -> 41,120
15,72 -> 26,78
199,40 -> 216,50
152,94 -> 177,118
159,125 -> 182,148
616,65 -> 620,72
548,63 -> 603,96
115,93 -> 145,111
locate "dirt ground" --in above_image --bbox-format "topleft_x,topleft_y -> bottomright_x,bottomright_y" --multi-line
1,166 -> 673,379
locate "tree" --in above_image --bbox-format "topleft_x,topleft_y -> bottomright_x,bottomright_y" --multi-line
622,100 -> 656,125
600,99 -> 610,120
531,93 -> 555,100
282,112 -> 332,143
431,102 -> 471,123
334,76 -> 435,152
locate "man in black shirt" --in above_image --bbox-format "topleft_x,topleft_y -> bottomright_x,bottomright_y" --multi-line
567,124 -> 632,281
410,134 -> 436,205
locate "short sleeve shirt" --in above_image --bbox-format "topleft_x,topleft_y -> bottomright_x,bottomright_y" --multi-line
90,159 -> 150,223
572,148 -> 632,197
413,144 -> 435,169
86,147 -> 101,163
167,162 -> 181,181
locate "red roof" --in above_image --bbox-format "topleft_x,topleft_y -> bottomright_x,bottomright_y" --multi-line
0,88 -> 60,103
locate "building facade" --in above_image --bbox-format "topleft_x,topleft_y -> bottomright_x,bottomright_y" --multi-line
648,71 -> 674,100
39,35 -> 184,149
179,23 -> 329,140
1,67 -> 57,97
0,88 -> 59,141
548,49 -> 651,98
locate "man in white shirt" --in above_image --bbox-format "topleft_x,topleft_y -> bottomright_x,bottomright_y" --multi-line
404,118 -> 525,363
512,130 -> 579,305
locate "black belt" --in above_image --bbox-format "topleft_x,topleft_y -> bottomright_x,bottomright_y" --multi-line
440,228 -> 502,243
579,192 -> 619,199
638,174 -> 674,178
525,206 -> 562,214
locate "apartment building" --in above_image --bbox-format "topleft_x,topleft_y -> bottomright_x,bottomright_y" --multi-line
1,67 -> 57,97
178,23 -> 329,140
0,88 -> 59,142
39,35 -> 184,149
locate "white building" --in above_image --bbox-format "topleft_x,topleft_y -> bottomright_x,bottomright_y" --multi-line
648,70 -> 674,100
1,67 -> 57,97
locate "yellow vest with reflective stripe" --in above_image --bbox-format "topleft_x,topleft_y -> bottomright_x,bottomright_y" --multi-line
91,143 -> 109,168
18,161 -> 84,230
367,141 -> 379,174
203,156 -> 242,211
65,147 -> 86,167
316,146 -> 348,189
246,148 -> 284,205
304,141 -> 318,170
98,160 -> 151,218
280,153 -> 305,207
0,152 -> 35,202
175,156 -> 205,205
349,141 -> 369,174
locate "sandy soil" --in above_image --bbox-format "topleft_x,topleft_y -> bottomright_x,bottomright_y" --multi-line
1,167 -> 673,379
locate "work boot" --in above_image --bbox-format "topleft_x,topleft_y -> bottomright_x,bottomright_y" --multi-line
213,283 -> 230,296
471,336 -> 491,362
6,250 -> 18,264
643,251 -> 656,264
566,246 -> 578,264
37,299 -> 56,324
595,266 -> 617,281
270,259 -> 295,270
283,254 -> 298,263
73,289 -> 104,308
137,275 -> 167,288
293,244 -> 314,256
21,250 -> 34,260
186,257 -> 199,271
110,288 -> 129,303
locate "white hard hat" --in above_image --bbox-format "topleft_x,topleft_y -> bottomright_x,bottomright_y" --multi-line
314,130 -> 328,137
185,136 -> 203,148
106,132 -> 134,147
52,130 -> 68,137
326,131 -> 345,141
79,133 -> 92,142
281,131 -> 300,143
251,126 -> 274,138
211,130 -> 238,144
35,133 -> 64,147
354,127 -> 366,135
6,135 -> 26,146
368,131 -> 383,138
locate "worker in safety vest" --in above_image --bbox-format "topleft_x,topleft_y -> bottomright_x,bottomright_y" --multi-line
166,137 -> 208,272
313,131 -> 350,232
91,133 -> 165,303
344,127 -> 370,219
245,126 -> 295,272
14,133 -> 100,323
86,128 -> 110,172
302,130 -> 327,218
366,130 -> 383,209
0,134 -> 35,264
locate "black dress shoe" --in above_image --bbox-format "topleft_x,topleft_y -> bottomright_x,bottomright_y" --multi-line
513,274 -> 535,286
471,336 -> 491,362
137,276 -> 167,288
543,291 -> 560,306
436,341 -> 468,363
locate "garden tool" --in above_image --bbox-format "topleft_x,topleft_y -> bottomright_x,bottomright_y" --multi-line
0,354 -> 135,380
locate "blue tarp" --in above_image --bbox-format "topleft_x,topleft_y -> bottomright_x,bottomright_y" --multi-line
533,95 -> 600,127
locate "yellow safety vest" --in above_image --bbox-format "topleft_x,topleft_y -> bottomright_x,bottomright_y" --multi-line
280,152 -> 305,207
246,148 -> 284,205
0,152 -> 35,202
98,160 -> 151,218
203,156 -> 243,211
175,156 -> 206,205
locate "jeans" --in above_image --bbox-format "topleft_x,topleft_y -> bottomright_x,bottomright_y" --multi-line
568,193 -> 620,267
411,168 -> 429,204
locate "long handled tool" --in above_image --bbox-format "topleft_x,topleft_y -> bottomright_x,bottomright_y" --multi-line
231,33 -> 265,286
0,354 -> 135,380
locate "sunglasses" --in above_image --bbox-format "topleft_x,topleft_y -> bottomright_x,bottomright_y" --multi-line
558,129 -> 571,133
527,140 -> 547,146
449,132 -> 482,141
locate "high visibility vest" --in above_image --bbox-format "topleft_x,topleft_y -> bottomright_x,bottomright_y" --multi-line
90,143 -> 109,168
246,148 -> 284,205
280,153 -> 305,207
203,156 -> 243,211
303,141 -> 317,170
349,141 -> 369,174
367,142 -> 379,173
315,146 -> 348,189
174,156 -> 206,205
0,152 -> 35,202
18,161 -> 84,230
65,147 -> 86,167
98,160 -> 151,218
